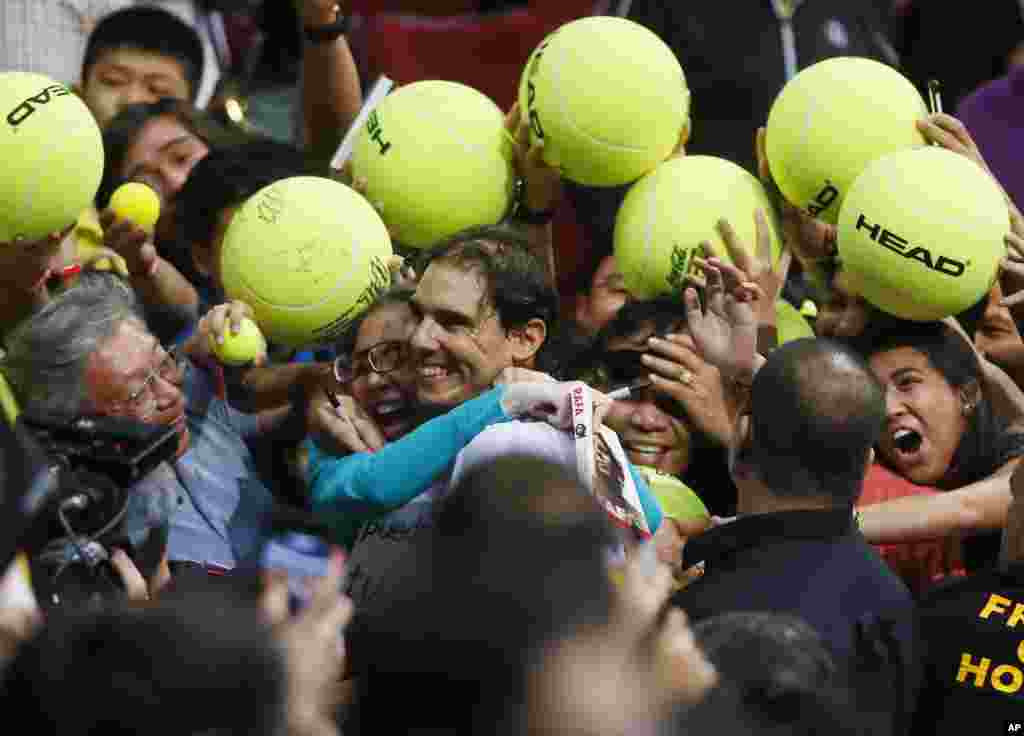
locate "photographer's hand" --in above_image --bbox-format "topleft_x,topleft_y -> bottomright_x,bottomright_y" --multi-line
109,548 -> 150,603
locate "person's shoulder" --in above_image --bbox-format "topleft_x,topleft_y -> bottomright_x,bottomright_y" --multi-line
451,420 -> 573,486
920,566 -> 1021,607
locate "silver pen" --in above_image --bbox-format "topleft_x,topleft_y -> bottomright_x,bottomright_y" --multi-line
607,377 -> 652,401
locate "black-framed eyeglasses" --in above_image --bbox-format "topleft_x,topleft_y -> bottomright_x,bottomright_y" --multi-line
334,340 -> 408,383
117,344 -> 186,418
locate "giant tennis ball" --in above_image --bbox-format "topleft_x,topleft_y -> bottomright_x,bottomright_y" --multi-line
349,80 -> 515,249
519,15 -> 690,187
765,57 -> 927,225
209,317 -> 266,367
220,176 -> 393,348
837,146 -> 1007,322
614,155 -> 781,299
0,72 -> 104,242
635,466 -> 709,523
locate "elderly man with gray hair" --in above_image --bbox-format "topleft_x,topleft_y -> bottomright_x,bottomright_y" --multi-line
2,271 -> 301,588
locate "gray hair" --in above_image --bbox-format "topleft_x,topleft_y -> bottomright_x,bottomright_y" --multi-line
2,272 -> 144,417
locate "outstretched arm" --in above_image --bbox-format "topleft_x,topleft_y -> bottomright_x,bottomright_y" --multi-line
299,0 -> 362,164
858,458 -> 1020,544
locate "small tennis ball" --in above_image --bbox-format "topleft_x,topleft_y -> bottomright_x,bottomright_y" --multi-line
837,146 -> 1007,322
350,80 -> 515,249
109,182 -> 161,233
776,300 -> 815,344
519,16 -> 690,187
220,176 -> 393,348
0,72 -> 103,242
614,155 -> 781,299
766,57 -> 928,225
635,466 -> 709,522
208,317 -> 266,366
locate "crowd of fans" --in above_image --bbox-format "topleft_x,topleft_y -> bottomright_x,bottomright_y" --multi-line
1,1 -> 1024,734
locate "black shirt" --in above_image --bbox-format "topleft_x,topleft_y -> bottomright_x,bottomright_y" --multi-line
912,562 -> 1024,735
674,508 -> 919,730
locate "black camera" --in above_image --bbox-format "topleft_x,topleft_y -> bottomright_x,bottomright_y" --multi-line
8,412 -> 180,610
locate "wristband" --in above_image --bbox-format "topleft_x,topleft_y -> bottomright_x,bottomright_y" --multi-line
304,5 -> 349,44
515,201 -> 556,226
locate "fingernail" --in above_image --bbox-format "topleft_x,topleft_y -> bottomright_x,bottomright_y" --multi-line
641,354 -> 653,362
648,336 -> 662,345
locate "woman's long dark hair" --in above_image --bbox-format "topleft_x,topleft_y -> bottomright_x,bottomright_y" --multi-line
857,321 -> 1024,490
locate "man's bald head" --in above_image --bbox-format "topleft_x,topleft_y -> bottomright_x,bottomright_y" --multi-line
740,338 -> 885,506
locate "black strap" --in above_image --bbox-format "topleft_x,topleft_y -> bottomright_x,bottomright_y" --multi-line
304,13 -> 350,44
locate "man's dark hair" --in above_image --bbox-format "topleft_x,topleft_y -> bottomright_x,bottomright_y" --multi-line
82,6 -> 205,101
741,338 -> 885,506
96,98 -> 254,209
333,287 -> 415,372
348,456 -> 616,736
566,296 -> 690,382
176,140 -> 319,248
412,225 -> 559,333
1,588 -> 286,736
680,612 -> 866,736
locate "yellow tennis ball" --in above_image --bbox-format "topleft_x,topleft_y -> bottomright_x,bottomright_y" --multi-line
109,182 -> 161,233
837,146 -> 1007,322
208,318 -> 266,366
0,72 -> 103,242
775,299 -> 816,344
220,176 -> 393,348
350,80 -> 515,249
614,156 -> 781,299
519,16 -> 690,187
635,466 -> 709,523
766,57 -> 928,225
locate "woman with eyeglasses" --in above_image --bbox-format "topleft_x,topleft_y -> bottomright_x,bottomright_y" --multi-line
301,288 -> 663,551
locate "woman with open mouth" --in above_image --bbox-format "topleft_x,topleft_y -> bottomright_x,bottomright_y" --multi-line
855,320 -> 1024,571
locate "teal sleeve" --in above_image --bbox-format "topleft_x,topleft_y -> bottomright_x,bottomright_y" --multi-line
629,464 -> 663,534
307,387 -> 509,543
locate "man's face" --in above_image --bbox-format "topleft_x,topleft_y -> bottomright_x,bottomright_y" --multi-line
576,256 -> 631,336
81,48 -> 191,129
119,114 -> 209,235
84,320 -> 190,457
408,261 -> 518,411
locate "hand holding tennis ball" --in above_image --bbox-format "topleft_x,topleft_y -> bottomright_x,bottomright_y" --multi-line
109,182 -> 161,234
197,301 -> 268,367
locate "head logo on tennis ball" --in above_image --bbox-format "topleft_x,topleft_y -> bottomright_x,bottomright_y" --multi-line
807,180 -> 840,218
524,38 -> 552,140
855,213 -> 967,277
311,255 -> 393,344
6,83 -> 70,127
366,110 -> 392,155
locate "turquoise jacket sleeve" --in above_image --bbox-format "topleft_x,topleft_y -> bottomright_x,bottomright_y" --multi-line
307,387 -> 510,544
628,464 -> 662,534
